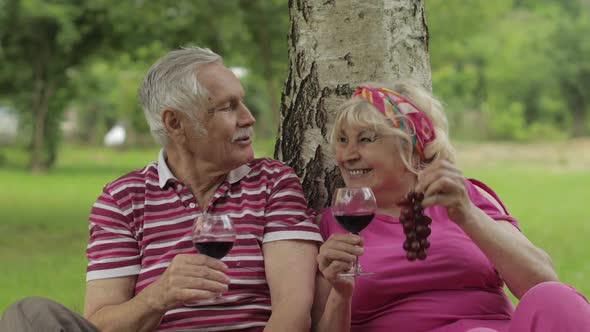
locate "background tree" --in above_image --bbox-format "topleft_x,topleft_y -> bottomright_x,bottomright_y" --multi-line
0,0 -> 111,171
277,0 -> 431,210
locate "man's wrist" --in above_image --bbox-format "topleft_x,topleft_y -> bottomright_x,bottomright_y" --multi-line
137,280 -> 170,314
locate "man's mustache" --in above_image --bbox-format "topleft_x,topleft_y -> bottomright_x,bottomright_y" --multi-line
231,127 -> 254,142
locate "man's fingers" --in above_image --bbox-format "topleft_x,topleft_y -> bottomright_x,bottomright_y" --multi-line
182,253 -> 229,271
177,275 -> 229,293
183,266 -> 231,284
178,289 -> 222,303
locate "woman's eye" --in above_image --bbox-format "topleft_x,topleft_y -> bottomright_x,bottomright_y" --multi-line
338,136 -> 348,144
360,136 -> 376,143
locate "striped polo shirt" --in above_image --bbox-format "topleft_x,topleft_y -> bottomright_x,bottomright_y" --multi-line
86,150 -> 322,331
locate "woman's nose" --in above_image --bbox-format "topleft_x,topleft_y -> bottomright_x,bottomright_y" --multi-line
342,143 -> 360,161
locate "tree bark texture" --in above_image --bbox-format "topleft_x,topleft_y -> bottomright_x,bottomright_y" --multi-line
276,0 -> 432,211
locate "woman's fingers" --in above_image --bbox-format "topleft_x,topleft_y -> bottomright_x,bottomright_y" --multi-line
318,234 -> 364,271
416,163 -> 462,194
322,260 -> 353,281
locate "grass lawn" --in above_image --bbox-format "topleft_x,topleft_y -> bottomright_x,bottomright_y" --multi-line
0,140 -> 588,313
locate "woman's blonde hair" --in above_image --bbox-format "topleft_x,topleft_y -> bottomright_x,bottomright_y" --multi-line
329,81 -> 456,174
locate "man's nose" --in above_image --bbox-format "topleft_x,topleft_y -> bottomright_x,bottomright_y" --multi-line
238,103 -> 256,127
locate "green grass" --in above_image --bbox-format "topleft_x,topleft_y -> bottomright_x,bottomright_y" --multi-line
0,141 -> 588,314
463,167 -> 590,291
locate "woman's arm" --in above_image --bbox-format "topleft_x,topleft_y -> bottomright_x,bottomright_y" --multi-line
451,203 -> 558,299
311,233 -> 362,332
312,275 -> 352,332
417,159 -> 558,299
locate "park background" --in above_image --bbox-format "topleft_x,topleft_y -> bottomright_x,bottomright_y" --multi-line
1,0 -> 589,313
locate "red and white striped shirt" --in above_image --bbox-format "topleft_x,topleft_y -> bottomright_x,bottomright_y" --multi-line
86,150 -> 322,331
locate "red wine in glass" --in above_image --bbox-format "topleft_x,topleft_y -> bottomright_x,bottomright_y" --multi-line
192,214 -> 236,260
334,214 -> 375,234
194,241 -> 234,259
332,187 -> 377,277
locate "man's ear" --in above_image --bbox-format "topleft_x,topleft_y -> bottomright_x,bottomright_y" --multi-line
162,108 -> 185,143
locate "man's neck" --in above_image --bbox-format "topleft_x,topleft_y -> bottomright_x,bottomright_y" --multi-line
164,145 -> 228,210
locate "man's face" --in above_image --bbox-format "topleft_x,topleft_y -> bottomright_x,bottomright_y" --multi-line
188,62 -> 256,171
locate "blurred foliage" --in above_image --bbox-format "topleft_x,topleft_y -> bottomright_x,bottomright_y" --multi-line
0,0 -> 589,171
428,0 -> 590,141
0,0 -> 288,170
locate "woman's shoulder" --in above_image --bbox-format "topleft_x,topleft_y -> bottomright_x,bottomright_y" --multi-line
464,178 -> 519,228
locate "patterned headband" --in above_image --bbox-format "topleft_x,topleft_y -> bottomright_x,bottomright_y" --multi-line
352,84 -> 436,160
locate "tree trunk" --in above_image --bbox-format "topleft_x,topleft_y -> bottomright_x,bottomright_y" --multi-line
30,77 -> 54,173
277,0 -> 431,210
563,82 -> 588,137
571,97 -> 587,137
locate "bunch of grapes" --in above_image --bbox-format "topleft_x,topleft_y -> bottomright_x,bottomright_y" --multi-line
398,192 -> 432,261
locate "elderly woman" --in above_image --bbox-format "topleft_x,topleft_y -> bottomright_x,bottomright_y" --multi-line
312,83 -> 590,331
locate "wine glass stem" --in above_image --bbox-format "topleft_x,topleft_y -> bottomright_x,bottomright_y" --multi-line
352,232 -> 361,275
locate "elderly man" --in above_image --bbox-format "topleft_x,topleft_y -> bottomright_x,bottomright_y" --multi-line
0,47 -> 321,331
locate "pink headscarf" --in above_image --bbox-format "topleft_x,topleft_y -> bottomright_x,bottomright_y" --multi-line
352,84 -> 436,160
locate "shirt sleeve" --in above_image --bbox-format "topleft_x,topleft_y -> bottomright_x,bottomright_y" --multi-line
86,187 -> 141,281
465,178 -> 520,230
262,165 -> 323,243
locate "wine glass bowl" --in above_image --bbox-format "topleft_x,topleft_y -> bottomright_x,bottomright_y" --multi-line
332,187 -> 377,277
192,215 -> 236,260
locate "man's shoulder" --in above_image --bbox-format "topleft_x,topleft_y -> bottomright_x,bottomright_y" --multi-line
103,161 -> 159,194
248,157 -> 291,173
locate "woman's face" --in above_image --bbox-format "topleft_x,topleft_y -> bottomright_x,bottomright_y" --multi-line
334,123 -> 414,207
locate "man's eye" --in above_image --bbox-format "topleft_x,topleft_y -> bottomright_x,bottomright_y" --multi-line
217,103 -> 237,112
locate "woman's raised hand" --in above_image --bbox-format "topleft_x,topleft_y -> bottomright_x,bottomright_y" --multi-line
415,159 -> 475,226
317,233 -> 364,296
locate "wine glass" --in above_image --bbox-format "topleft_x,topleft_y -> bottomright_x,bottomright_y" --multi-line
332,187 -> 377,277
192,214 -> 236,260
187,214 -> 236,305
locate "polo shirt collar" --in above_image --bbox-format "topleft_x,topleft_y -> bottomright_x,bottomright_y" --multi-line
157,149 -> 252,188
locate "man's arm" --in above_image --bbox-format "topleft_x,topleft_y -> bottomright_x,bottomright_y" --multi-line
263,239 -> 318,332
84,254 -> 230,332
84,276 -> 166,332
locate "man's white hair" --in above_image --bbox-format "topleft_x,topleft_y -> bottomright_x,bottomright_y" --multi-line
138,47 -> 222,145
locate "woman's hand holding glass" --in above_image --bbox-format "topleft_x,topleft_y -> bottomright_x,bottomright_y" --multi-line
331,187 -> 376,277
317,233 -> 364,296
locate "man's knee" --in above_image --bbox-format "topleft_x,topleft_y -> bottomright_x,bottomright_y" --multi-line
4,296 -> 57,319
2,296 -> 97,332
1,296 -> 59,331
